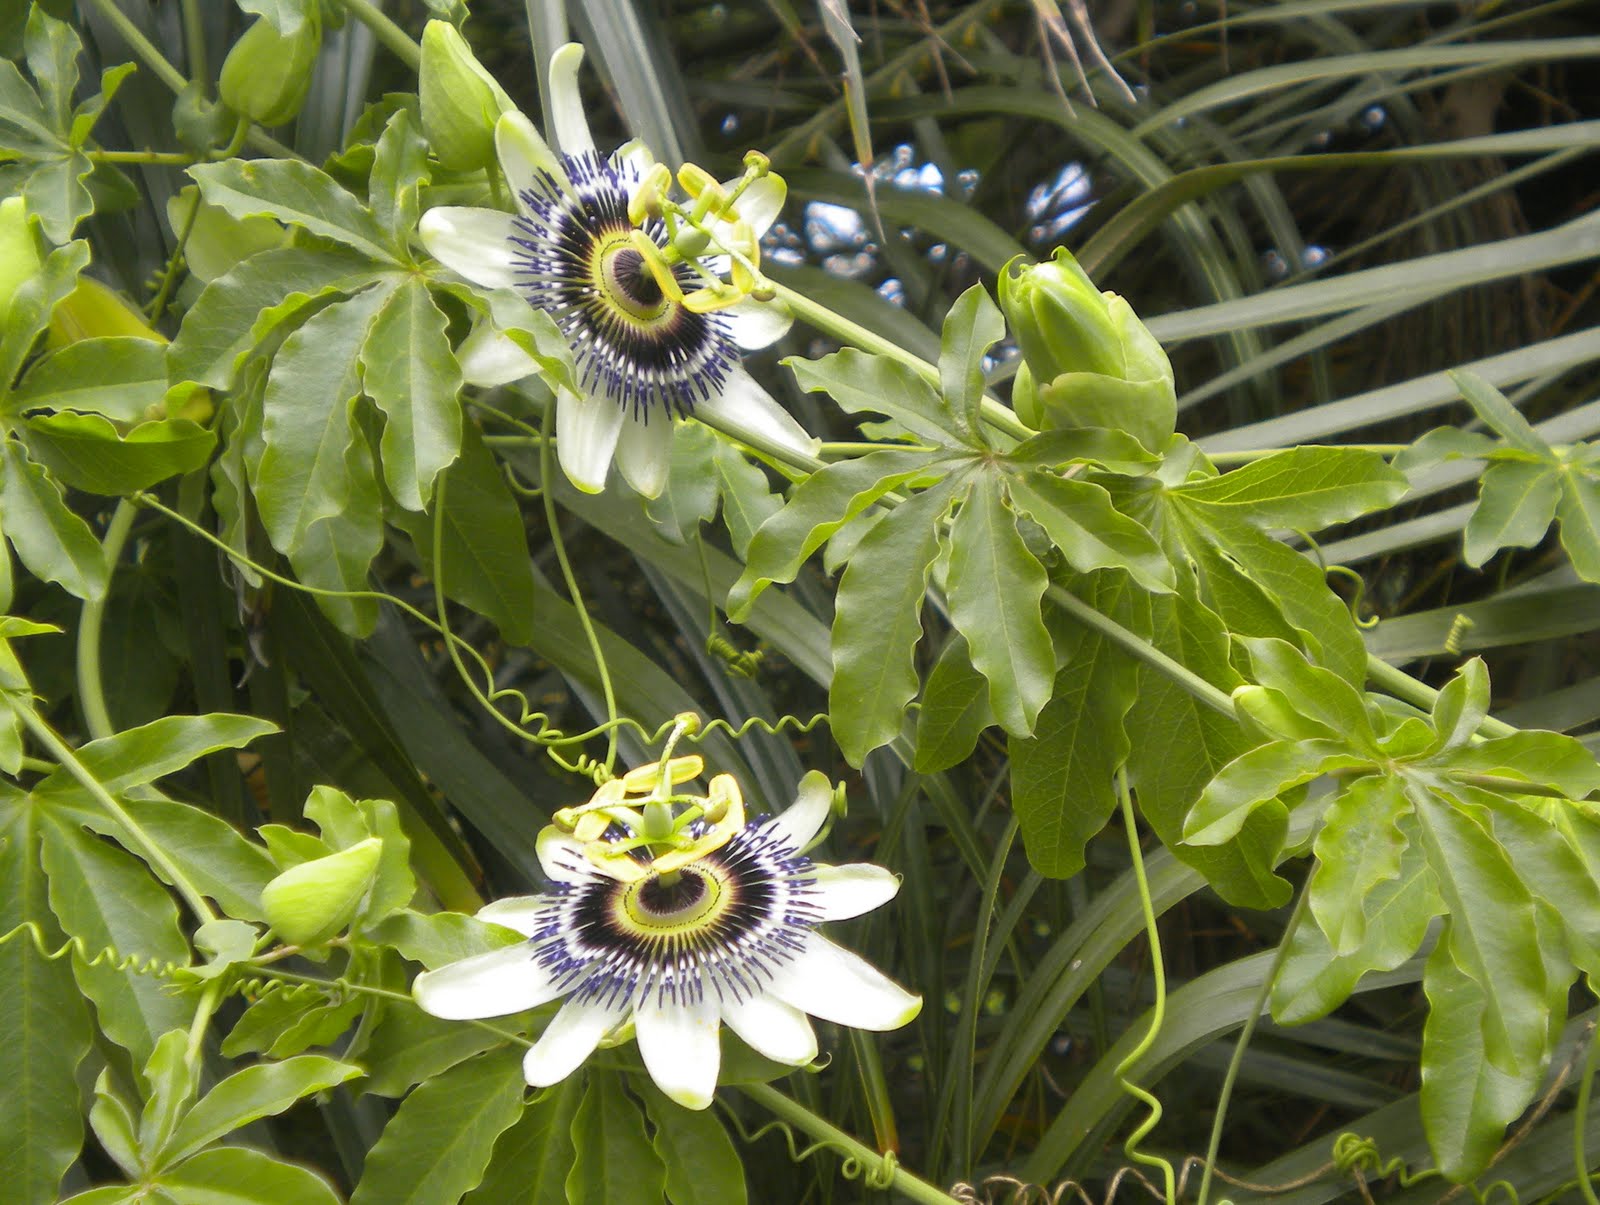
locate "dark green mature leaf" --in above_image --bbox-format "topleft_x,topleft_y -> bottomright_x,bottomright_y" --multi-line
787,348 -> 967,446
566,1073 -> 667,1205
1174,446 -> 1407,531
1005,471 -> 1173,592
38,814 -> 192,1069
33,713 -> 278,801
1411,787 -> 1546,1075
712,443 -> 781,559
363,278 -> 461,512
638,1079 -> 747,1205
7,336 -> 168,422
359,1001 -> 514,1099
1309,775 -> 1410,955
159,1146 -> 341,1205
830,480 -> 956,765
728,447 -> 940,620
1009,574 -> 1140,876
1418,940 -> 1542,1182
397,421 -> 535,645
352,1049 -> 527,1205
162,1057 -> 363,1167
914,634 -> 995,774
464,1078 -> 580,1204
647,423 -> 720,544
1464,460 -> 1561,566
947,474 -> 1053,736
938,283 -> 1003,444
1557,472 -> 1600,583
0,437 -> 108,600
253,283 -> 394,556
366,911 -> 524,972
22,414 -> 215,495
0,788 -> 92,1205
189,159 -> 396,265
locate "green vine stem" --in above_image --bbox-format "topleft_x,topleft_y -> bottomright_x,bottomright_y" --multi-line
5,697 -> 217,926
1194,883 -> 1311,1205
738,1081 -> 961,1204
325,0 -> 421,71
76,498 -> 136,743
1578,1022 -> 1600,1205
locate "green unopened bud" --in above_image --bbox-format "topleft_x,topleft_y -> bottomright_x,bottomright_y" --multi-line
998,249 -> 1176,451
420,20 -> 514,172
218,11 -> 322,127
0,197 -> 41,326
261,836 -> 383,946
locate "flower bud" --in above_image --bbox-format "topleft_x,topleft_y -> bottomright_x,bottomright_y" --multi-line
0,197 -> 41,327
218,11 -> 321,127
260,837 -> 383,946
419,21 -> 514,172
997,249 -> 1176,452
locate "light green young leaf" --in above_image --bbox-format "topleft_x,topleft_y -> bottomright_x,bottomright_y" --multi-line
287,435 -> 383,638
0,238 -> 87,389
1463,460 -> 1560,566
90,1070 -> 142,1178
638,1078 -> 747,1205
0,437 -> 108,600
566,1073 -> 667,1205
22,414 -> 215,496
189,159 -> 397,265
463,1078 -> 580,1204
1183,739 -> 1360,848
1557,470 -> 1600,583
1485,797 -> 1600,972
938,283 -> 1004,443
914,634 -> 995,774
159,1146 -> 342,1205
369,109 -> 429,254
787,347 -> 966,445
729,447 -> 940,621
1174,446 -> 1407,531
1006,428 -> 1162,475
1424,657 -> 1489,755
352,1050 -> 528,1205
830,479 -> 957,765
362,277 -> 462,512
6,335 -> 167,422
139,1030 -> 198,1158
1308,775 -> 1411,955
1448,369 -> 1553,457
1242,637 -> 1373,750
1005,470 -> 1173,592
161,1057 -> 364,1167
1392,426 -> 1499,474
948,474 -> 1054,736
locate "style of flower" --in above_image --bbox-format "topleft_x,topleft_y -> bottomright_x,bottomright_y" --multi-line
419,43 -> 816,498
412,763 -> 921,1110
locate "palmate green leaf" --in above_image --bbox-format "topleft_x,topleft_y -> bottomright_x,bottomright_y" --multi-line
1449,369 -> 1554,457
0,237 -> 87,389
638,1078 -> 747,1205
362,277 -> 461,512
1174,446 -> 1407,531
33,712 -> 278,801
20,150 -> 95,244
947,474 -> 1053,736
1463,460 -> 1561,566
712,442 -> 781,560
22,414 -> 215,496
567,1073 -> 667,1205
1308,775 -> 1410,956
189,159 -> 398,265
161,1057 -> 364,1167
647,423 -> 719,544
914,634 -> 995,774
1243,637 -> 1373,750
222,985 -> 362,1060
728,447 -> 939,621
1183,739 -> 1362,847
369,109 -> 428,254
1006,428 -> 1162,476
1485,796 -> 1600,973
1424,657 -> 1490,756
1418,940 -> 1543,1183
167,246 -> 378,390
1410,785 -> 1547,1076
253,282 -> 395,556
1127,593 -> 1291,909
158,1146 -> 341,1205
0,436 -> 108,600
830,479 -> 957,765
1557,470 -> 1600,583
1274,831 -> 1441,1024
6,336 -> 167,422
938,283 -> 1003,444
352,1049 -> 527,1205
786,348 -> 969,446
1006,471 -> 1173,593
38,813 -> 192,1069
464,1078 -> 580,1204
290,423 -> 384,637
1009,573 -> 1141,877
359,999 -> 515,1099
366,910 -> 524,972
0,787 -> 92,1205
396,421 -> 535,646
140,1032 -> 199,1166
90,1070 -> 141,1178
1441,730 -> 1600,797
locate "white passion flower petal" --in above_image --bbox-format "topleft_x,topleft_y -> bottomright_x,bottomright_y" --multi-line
695,365 -> 819,462
413,943 -> 565,1019
419,207 -> 522,290
555,384 -> 626,494
635,992 -> 721,1110
719,173 -> 786,240
612,413 -> 674,499
457,323 -> 540,388
546,43 -> 595,158
476,895 -> 550,938
523,995 -> 627,1088
805,862 -> 901,922
766,934 -> 923,1031
494,110 -> 571,205
721,295 -> 793,352
767,769 -> 833,853
721,992 -> 818,1067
